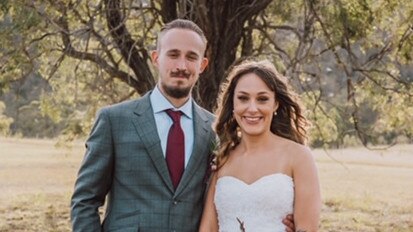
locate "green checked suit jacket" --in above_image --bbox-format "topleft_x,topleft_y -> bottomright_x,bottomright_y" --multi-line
70,92 -> 216,232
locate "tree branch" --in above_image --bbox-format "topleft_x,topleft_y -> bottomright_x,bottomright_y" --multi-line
55,12 -> 142,91
104,0 -> 155,94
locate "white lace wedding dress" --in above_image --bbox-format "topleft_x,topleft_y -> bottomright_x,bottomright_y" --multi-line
214,173 -> 294,232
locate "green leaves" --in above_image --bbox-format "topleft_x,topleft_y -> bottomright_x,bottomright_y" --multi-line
0,0 -> 411,147
0,101 -> 13,135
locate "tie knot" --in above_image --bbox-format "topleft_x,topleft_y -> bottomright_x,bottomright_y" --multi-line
166,109 -> 182,123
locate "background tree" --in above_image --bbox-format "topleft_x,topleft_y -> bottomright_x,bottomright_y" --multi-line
1,0 -> 412,147
0,101 -> 13,135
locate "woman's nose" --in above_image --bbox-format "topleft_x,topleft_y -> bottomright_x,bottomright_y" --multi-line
247,101 -> 258,112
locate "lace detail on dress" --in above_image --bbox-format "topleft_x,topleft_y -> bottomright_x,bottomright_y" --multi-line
214,173 -> 294,232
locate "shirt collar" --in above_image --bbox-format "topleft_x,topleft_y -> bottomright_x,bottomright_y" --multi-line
150,85 -> 193,119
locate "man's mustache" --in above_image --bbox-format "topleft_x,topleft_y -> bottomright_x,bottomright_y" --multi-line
170,70 -> 190,78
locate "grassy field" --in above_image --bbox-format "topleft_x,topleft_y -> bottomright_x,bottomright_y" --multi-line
0,137 -> 412,231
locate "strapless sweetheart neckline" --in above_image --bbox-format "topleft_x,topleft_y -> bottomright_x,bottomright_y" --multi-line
217,173 -> 292,186
214,172 -> 294,232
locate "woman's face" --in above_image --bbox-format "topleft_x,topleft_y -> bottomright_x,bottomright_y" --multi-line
233,73 -> 278,137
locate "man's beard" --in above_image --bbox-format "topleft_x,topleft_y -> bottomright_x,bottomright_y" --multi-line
161,82 -> 191,99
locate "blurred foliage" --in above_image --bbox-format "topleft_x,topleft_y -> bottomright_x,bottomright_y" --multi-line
0,100 -> 13,135
0,0 -> 412,148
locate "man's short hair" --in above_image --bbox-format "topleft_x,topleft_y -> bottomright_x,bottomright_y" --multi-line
156,19 -> 207,51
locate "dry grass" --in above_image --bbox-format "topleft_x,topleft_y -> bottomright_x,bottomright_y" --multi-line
315,145 -> 413,231
0,137 -> 412,231
0,138 -> 81,232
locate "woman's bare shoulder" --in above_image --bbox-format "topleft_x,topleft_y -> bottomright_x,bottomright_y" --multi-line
273,135 -> 310,152
275,136 -> 313,164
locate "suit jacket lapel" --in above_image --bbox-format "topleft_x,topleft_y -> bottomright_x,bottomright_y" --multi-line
131,93 -> 174,193
175,102 -> 211,196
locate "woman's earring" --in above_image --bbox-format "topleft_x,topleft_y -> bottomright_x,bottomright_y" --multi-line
274,111 -> 277,116
236,126 -> 242,138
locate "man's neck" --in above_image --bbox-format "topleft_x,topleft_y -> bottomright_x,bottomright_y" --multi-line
166,95 -> 190,108
157,85 -> 191,108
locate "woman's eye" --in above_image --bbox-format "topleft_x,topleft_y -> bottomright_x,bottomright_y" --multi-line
257,97 -> 269,102
237,96 -> 248,101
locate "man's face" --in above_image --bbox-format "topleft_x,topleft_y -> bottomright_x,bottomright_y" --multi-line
151,28 -> 208,99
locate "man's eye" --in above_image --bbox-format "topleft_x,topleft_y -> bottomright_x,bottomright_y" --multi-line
187,55 -> 198,60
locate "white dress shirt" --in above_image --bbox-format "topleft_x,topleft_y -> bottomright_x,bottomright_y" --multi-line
150,86 -> 194,167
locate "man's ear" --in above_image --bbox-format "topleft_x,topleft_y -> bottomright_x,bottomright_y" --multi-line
151,50 -> 159,67
199,57 -> 209,73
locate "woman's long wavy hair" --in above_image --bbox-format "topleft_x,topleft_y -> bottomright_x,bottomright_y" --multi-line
214,59 -> 309,169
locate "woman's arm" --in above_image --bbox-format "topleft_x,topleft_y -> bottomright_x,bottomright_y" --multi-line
199,173 -> 219,232
292,146 -> 321,232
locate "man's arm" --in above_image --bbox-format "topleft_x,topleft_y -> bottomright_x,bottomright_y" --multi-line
71,108 -> 115,232
282,214 -> 295,232
199,173 -> 219,232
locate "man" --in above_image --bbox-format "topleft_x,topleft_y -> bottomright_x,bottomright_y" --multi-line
71,19 -> 294,232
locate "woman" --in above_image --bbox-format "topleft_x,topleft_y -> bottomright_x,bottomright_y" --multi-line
199,60 -> 321,232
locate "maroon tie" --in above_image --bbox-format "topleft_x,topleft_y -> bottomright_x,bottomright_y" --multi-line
165,109 -> 185,189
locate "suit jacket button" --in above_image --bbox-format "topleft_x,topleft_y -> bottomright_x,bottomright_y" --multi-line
173,201 -> 178,205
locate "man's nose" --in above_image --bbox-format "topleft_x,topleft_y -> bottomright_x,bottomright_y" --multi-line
175,57 -> 187,70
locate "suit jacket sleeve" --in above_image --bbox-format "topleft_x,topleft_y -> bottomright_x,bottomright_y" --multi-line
71,108 -> 114,232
